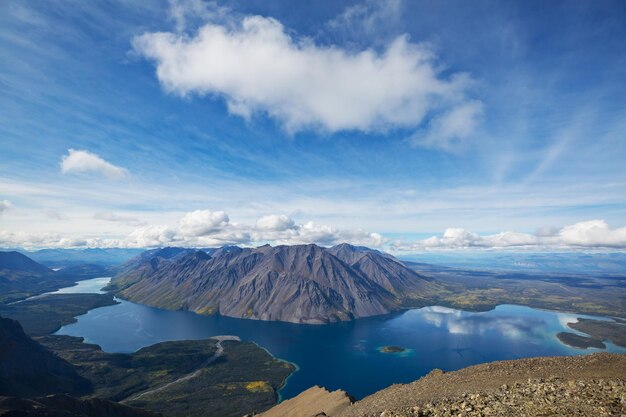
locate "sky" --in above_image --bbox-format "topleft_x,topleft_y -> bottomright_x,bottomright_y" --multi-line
1,0 -> 626,251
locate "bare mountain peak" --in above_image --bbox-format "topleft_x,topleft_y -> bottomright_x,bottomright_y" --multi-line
112,244 -> 437,324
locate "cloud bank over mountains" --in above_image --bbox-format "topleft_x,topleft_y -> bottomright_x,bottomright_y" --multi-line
120,209 -> 384,249
391,220 -> 626,251
133,7 -> 480,147
1,209 -> 625,251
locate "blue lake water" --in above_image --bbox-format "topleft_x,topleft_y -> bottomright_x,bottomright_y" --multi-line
17,276 -> 111,303
47,276 -> 111,294
57,277 -> 626,400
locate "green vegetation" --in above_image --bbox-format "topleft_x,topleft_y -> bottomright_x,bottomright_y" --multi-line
404,266 -> 626,318
0,293 -> 118,336
39,336 -> 295,417
556,332 -> 607,349
379,346 -> 406,353
0,395 -> 161,417
567,318 -> 626,348
0,288 -> 295,417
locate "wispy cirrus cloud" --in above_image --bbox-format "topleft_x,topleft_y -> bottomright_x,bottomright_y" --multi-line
325,0 -> 404,46
61,149 -> 129,180
44,208 -> 68,221
411,100 -> 484,151
93,211 -> 147,227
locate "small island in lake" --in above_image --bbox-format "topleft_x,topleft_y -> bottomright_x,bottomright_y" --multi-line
557,332 -> 606,349
379,346 -> 406,353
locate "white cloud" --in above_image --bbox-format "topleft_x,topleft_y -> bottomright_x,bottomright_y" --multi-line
407,228 -> 539,249
0,230 -> 92,249
2,212 -> 626,251
133,13 -> 479,137
124,225 -> 177,248
74,209 -> 387,250
251,215 -> 385,247
177,209 -> 230,236
0,200 -> 12,215
393,219 -> 626,251
255,214 -> 295,231
61,149 -> 128,180
558,219 -> 626,247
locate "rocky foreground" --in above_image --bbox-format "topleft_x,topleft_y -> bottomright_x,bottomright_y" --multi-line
258,353 -> 626,417
366,378 -> 625,416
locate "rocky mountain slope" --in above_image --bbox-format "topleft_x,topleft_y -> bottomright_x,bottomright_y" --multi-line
0,251 -> 52,280
110,244 -> 438,324
0,316 -> 90,397
0,251 -> 108,304
253,386 -> 352,417
259,353 -> 626,417
0,395 -> 161,417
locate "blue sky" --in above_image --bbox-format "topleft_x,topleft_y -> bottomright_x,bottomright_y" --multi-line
1,0 -> 625,250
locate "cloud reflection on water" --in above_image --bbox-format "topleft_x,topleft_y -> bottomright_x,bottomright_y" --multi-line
414,306 -> 547,340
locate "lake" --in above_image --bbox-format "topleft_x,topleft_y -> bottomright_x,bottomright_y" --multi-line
56,277 -> 626,400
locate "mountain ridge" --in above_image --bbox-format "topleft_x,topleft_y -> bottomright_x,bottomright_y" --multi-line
0,316 -> 90,397
111,243 -> 439,324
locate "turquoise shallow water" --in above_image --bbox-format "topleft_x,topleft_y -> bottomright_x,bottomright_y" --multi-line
56,277 -> 626,400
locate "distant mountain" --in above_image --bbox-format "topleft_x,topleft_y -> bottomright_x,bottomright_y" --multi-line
0,251 -> 108,304
111,244 -> 439,324
0,316 -> 90,397
0,251 -> 53,280
27,248 -> 145,268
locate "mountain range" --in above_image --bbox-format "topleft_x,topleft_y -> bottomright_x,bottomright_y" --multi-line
0,251 -> 107,303
111,243 -> 439,324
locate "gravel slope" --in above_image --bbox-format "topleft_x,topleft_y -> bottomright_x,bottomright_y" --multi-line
338,353 -> 626,417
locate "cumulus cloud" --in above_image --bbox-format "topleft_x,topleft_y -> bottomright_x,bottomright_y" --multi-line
91,211 -> 384,249
124,225 -> 177,248
61,149 -> 129,180
255,214 -> 295,231
177,209 -> 230,236
132,12 -> 479,140
0,200 -> 12,215
393,219 -> 626,251
2,214 -> 625,251
558,219 -> 626,247
0,230 -> 92,250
